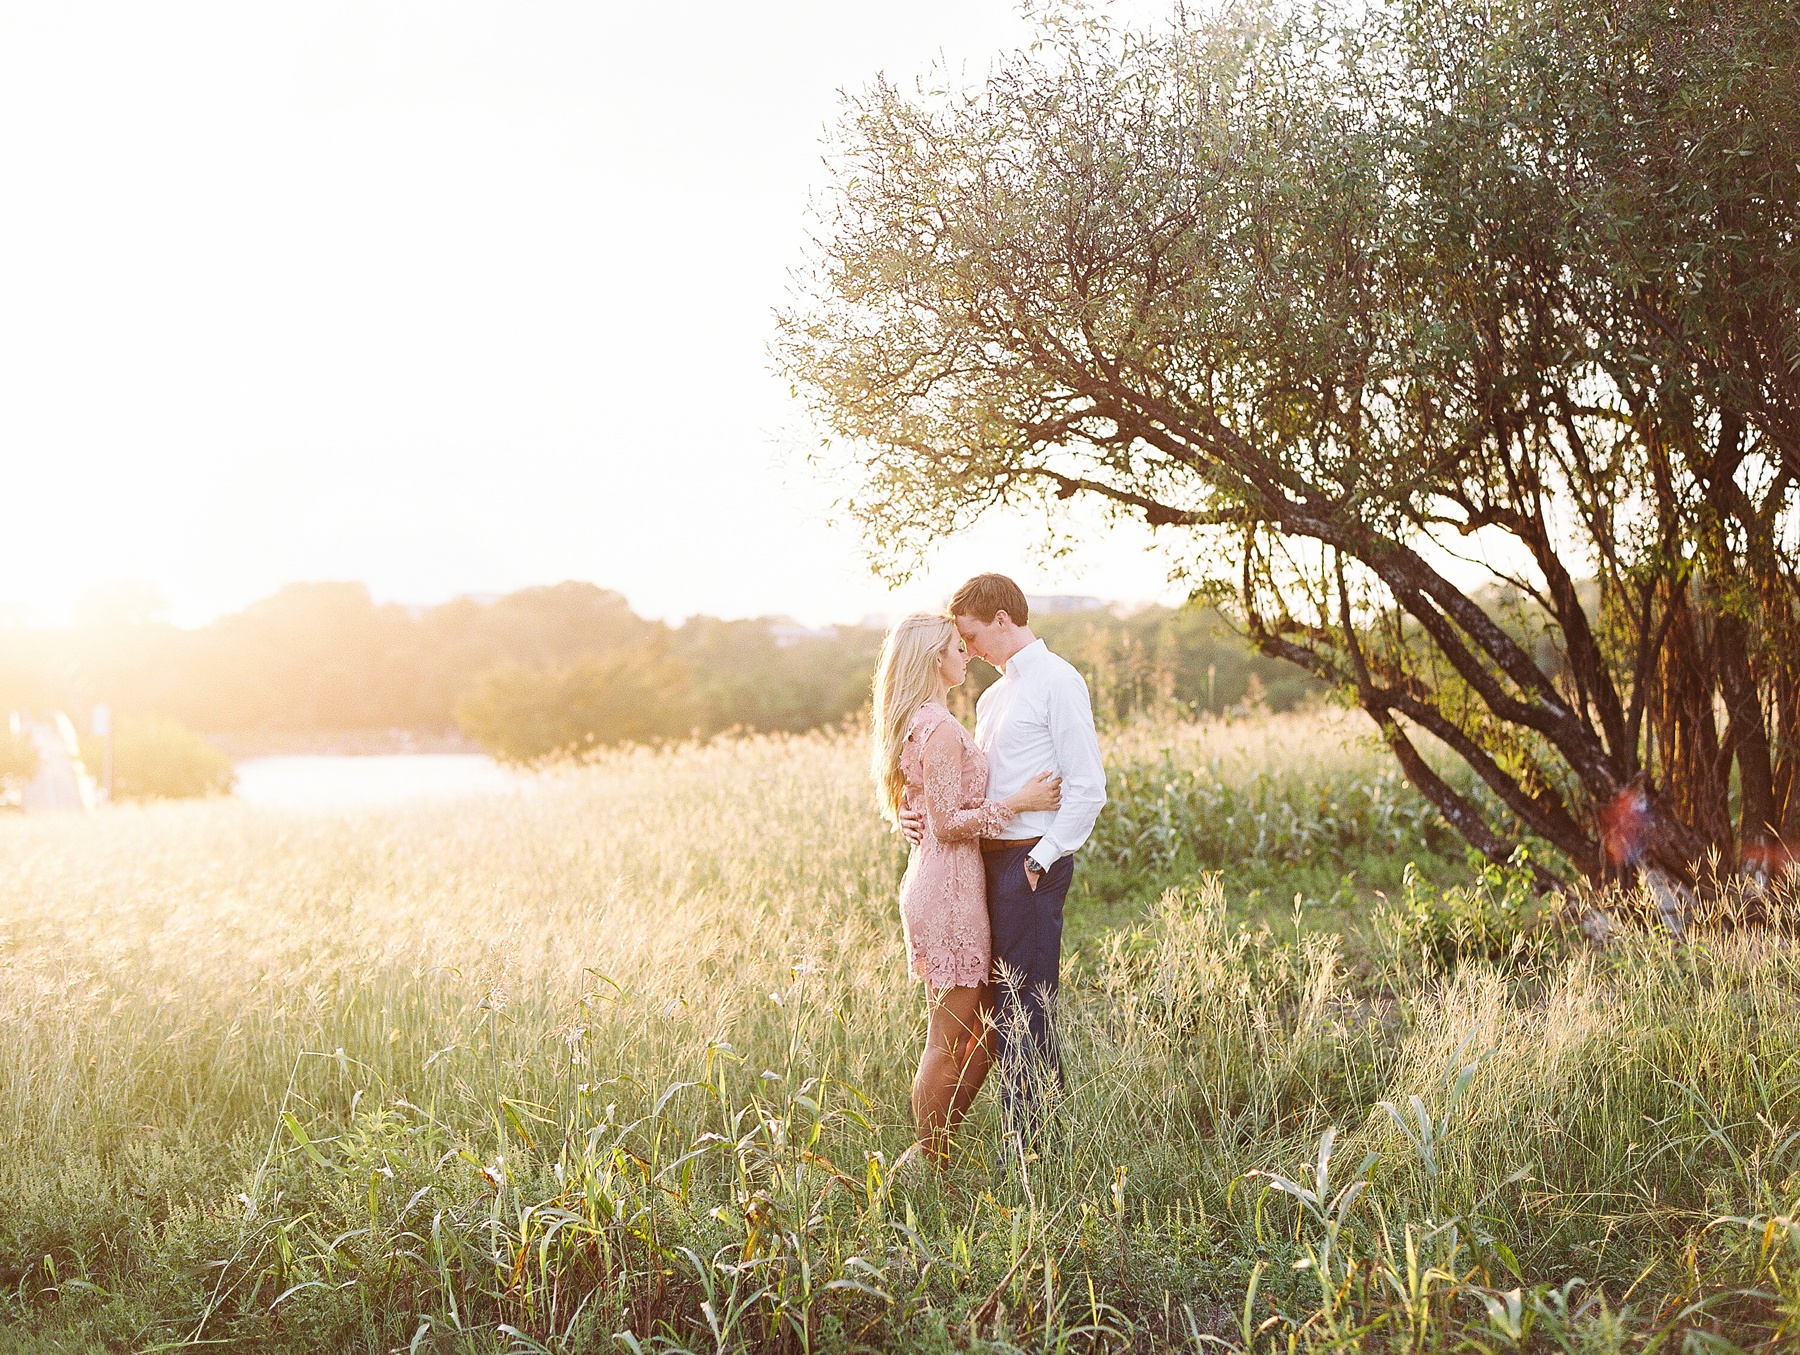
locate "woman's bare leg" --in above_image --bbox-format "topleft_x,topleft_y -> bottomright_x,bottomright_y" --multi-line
944,983 -> 994,1139
911,984 -> 988,1168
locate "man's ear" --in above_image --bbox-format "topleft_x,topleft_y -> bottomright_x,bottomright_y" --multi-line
992,610 -> 1011,630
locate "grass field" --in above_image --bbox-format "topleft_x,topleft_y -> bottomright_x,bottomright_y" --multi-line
2,712 -> 1798,1352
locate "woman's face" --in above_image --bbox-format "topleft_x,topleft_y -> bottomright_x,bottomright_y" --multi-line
937,632 -> 969,689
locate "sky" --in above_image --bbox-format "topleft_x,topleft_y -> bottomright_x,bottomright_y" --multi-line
0,0 -> 1186,629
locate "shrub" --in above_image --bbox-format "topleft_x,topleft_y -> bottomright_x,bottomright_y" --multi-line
82,717 -> 235,800
1371,850 -> 1557,984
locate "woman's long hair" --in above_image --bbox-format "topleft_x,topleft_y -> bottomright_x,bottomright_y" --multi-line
871,613 -> 956,826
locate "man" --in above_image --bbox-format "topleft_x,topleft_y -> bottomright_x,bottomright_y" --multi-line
901,573 -> 1107,1139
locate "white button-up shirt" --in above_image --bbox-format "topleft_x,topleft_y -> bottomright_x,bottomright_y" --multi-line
975,638 -> 1108,872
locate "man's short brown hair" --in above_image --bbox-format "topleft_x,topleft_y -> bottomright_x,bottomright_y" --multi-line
949,573 -> 1029,626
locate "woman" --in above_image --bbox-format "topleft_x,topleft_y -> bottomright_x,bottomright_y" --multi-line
872,613 -> 1061,1172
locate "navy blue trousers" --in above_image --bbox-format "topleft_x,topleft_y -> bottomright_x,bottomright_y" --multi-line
984,842 -> 1073,1138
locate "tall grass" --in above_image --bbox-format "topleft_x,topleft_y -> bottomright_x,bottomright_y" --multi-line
1,714 -> 1797,1351
1086,712 -> 1464,910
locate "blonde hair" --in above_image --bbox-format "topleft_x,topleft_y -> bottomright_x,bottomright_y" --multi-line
870,613 -> 957,825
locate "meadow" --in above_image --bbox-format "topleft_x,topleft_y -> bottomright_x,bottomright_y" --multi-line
2,711 -> 1798,1353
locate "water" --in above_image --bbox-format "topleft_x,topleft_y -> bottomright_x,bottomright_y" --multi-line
233,754 -> 525,809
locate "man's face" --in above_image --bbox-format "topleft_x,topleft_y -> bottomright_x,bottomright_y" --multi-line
955,612 -> 1005,666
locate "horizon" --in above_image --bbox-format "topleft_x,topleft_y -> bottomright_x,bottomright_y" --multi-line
0,573 -> 1160,635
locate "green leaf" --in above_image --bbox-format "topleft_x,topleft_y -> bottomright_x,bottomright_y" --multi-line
283,1112 -> 327,1167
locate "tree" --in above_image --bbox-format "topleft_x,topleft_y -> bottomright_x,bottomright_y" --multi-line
79,717 -> 235,800
1032,605 -> 1321,722
454,654 -> 697,763
674,617 -> 884,733
779,0 -> 1800,889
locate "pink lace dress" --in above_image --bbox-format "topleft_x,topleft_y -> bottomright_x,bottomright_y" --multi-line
897,702 -> 1014,990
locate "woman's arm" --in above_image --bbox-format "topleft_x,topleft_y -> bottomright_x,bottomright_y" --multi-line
920,723 -> 1014,842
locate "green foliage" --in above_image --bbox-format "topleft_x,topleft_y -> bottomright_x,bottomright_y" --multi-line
0,580 -> 669,737
1371,851 -> 1559,986
6,729 -> 1800,1350
1073,715 -> 1469,922
454,654 -> 698,762
780,0 -> 1800,886
676,616 -> 884,734
80,716 -> 236,800
1095,747 -> 1453,876
1,570 -> 1335,760
189,580 -> 665,732
1034,606 -> 1322,721
451,604 -> 1324,763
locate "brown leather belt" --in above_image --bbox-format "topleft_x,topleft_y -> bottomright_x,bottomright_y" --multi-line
980,836 -> 1041,855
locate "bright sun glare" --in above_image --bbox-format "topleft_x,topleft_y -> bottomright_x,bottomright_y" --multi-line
0,0 -> 1179,629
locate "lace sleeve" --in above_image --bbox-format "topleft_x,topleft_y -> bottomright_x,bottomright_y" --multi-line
921,724 -> 1014,842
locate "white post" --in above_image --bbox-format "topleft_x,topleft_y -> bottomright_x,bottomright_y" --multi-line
92,704 -> 113,803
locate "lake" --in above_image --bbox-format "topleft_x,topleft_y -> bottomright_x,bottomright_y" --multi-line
233,754 -> 525,809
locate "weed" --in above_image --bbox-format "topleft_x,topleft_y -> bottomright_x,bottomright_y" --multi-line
2,718 -> 1797,1350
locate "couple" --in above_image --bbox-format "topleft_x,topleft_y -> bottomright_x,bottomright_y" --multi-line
870,574 -> 1107,1174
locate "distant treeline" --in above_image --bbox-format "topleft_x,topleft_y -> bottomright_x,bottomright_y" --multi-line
0,582 -> 1319,762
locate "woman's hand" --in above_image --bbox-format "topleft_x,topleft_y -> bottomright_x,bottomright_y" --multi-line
1004,770 -> 1062,815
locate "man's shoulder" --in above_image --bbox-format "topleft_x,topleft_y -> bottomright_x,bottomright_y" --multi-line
1038,645 -> 1091,692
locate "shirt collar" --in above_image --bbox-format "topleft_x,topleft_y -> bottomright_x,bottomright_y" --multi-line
1002,638 -> 1046,676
